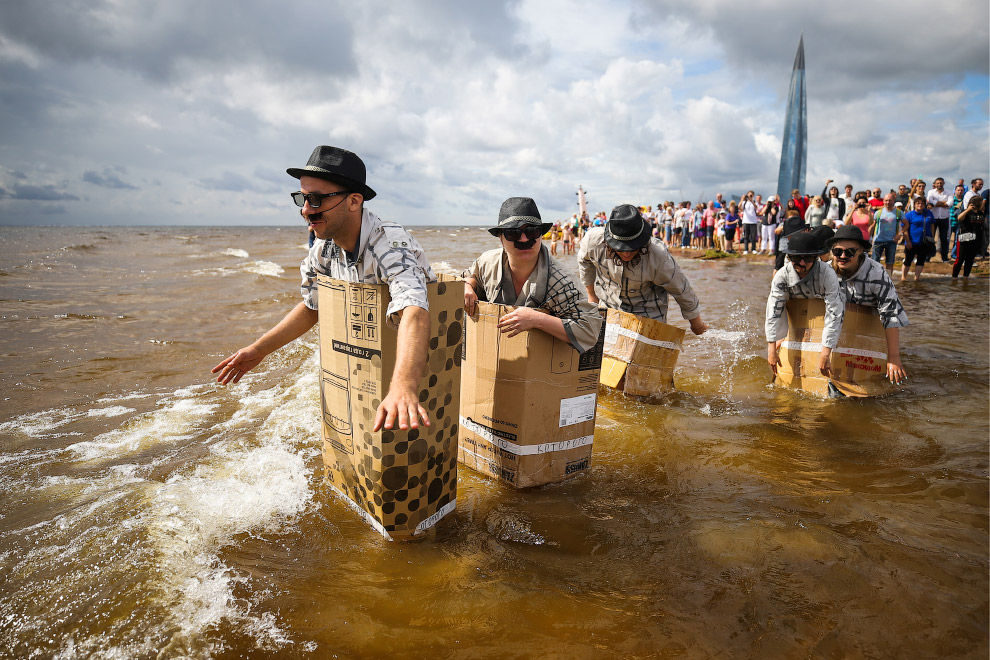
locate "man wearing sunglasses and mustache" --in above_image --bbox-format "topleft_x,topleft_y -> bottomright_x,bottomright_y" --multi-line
462,197 -> 603,354
825,225 -> 909,385
213,145 -> 434,433
765,232 -> 843,378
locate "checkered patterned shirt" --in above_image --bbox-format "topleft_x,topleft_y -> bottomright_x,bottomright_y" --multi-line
301,209 -> 434,327
577,227 -> 701,322
463,244 -> 604,354
765,259 -> 844,347
839,257 -> 909,329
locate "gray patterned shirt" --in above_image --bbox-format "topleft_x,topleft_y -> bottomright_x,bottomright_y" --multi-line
577,228 -> 701,322
838,257 -> 909,329
765,259 -> 844,347
463,244 -> 604,354
300,209 -> 434,327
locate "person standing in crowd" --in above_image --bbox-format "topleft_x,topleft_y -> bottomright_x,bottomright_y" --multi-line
791,188 -> 809,219
723,201 -> 740,253
953,195 -> 986,279
894,184 -> 910,208
900,196 -> 936,281
760,195 -> 779,255
840,183 -> 856,216
213,145 -> 434,432
868,187 -> 885,211
962,178 -> 988,257
714,210 -> 726,251
822,180 -> 847,228
662,202 -> 674,245
578,204 -> 708,335
870,193 -> 902,276
704,201 -> 717,249
827,226 -> 908,385
909,180 -> 927,209
740,190 -> 759,254
806,195 -> 826,227
845,196 -> 873,242
680,201 -> 693,249
765,232 -> 842,378
926,177 -> 952,262
949,182 -> 966,260
463,197 -> 603,352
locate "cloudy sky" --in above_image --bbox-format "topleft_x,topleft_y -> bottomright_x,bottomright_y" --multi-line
0,0 -> 987,227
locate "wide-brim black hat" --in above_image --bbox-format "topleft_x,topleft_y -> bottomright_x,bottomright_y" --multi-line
489,197 -> 552,236
605,204 -> 651,251
825,224 -> 872,251
287,145 -> 377,201
782,231 -> 821,255
810,225 -> 835,253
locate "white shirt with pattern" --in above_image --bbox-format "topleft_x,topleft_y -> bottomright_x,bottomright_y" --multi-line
765,259 -> 843,347
838,257 -> 909,329
300,208 -> 434,327
577,228 -> 701,323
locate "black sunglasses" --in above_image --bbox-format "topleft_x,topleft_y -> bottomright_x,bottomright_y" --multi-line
831,247 -> 861,258
787,254 -> 817,264
500,226 -> 544,241
291,190 -> 350,209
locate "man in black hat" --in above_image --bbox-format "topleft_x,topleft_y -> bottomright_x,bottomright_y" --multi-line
826,225 -> 909,385
765,231 -> 843,377
213,146 -> 435,432
462,197 -> 603,353
576,204 -> 707,334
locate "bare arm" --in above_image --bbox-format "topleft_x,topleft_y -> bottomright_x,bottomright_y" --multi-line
212,302 -> 318,384
884,326 -> 906,385
585,284 -> 600,304
373,305 -> 431,431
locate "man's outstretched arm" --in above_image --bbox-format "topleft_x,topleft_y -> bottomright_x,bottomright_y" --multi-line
212,302 -> 318,385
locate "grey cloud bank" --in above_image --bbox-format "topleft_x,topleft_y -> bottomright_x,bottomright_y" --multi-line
0,0 -> 986,227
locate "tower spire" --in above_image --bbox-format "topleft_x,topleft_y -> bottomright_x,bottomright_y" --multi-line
777,36 -> 808,200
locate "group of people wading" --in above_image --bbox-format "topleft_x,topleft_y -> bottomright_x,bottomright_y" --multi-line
214,145 -> 915,422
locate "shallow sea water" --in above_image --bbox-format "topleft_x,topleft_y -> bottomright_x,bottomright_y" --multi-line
0,225 -> 986,659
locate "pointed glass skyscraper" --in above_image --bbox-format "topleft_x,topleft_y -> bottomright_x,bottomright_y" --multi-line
776,35 -> 807,200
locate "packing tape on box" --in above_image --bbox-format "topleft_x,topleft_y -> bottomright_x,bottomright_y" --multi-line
781,340 -> 887,361
326,480 -> 456,541
605,324 -> 682,351
460,416 -> 594,455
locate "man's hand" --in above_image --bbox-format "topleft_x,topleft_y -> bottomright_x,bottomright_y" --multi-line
464,282 -> 478,316
689,316 -> 708,336
767,341 -> 781,375
373,385 -> 430,432
212,345 -> 266,385
497,306 -> 545,337
819,347 -> 832,377
372,305 -> 430,432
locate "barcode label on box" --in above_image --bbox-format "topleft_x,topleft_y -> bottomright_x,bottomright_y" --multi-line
558,393 -> 597,427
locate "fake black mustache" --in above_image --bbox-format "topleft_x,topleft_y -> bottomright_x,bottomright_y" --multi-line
513,238 -> 537,250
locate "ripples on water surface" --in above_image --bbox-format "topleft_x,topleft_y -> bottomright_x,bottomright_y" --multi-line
0,226 -> 986,659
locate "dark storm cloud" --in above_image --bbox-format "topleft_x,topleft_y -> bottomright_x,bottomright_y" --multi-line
10,184 -> 80,201
83,169 -> 138,190
634,0 -> 989,98
0,0 -> 358,82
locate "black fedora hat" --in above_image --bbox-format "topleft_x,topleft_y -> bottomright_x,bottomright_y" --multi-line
782,231 -> 821,255
287,145 -> 377,201
489,197 -> 552,236
810,225 -> 835,253
605,204 -> 651,251
825,224 -> 872,251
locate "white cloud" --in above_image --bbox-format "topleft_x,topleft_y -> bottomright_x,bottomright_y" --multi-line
0,0 -> 986,226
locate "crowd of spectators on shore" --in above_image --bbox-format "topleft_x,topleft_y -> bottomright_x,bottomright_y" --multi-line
548,177 -> 988,280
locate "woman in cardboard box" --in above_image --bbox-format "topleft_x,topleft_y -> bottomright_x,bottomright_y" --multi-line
577,204 -> 708,335
462,197 -> 604,354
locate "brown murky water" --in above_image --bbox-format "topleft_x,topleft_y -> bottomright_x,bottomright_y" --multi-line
0,225 -> 986,659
